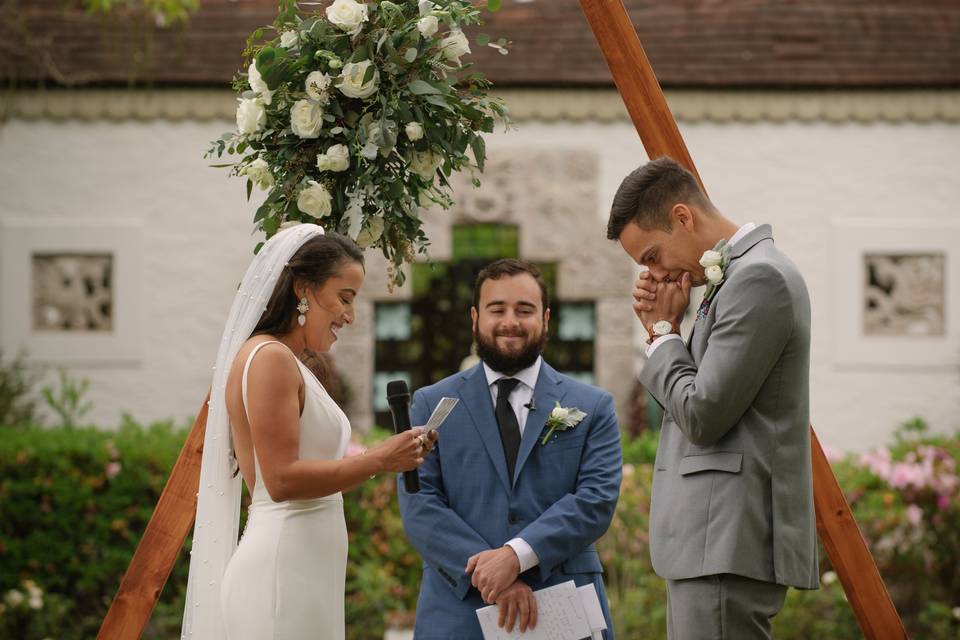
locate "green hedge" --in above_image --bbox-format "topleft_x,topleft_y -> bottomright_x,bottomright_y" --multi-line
1,420 -> 958,639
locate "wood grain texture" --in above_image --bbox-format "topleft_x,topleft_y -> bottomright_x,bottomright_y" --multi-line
577,1 -> 907,637
97,393 -> 208,640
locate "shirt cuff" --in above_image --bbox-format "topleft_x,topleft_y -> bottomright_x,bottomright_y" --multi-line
505,538 -> 540,573
645,333 -> 683,358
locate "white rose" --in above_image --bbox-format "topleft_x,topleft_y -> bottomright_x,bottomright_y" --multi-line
325,0 -> 368,36
297,181 -> 333,218
407,149 -> 443,179
317,144 -> 350,172
247,62 -> 273,104
405,121 -> 424,141
551,406 -> 571,422
705,264 -> 724,285
290,99 -> 323,139
328,57 -> 343,70
280,30 -> 299,48
417,15 -> 439,38
699,250 -> 723,268
305,71 -> 331,101
241,158 -> 274,190
337,60 -> 379,99
439,29 -> 471,65
5,590 -> 24,607
236,97 -> 266,134
418,0 -> 433,16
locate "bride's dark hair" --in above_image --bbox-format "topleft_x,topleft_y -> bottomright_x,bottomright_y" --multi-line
252,231 -> 364,339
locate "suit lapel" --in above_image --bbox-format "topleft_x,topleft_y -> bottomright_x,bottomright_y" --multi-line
457,364 -> 511,493
512,362 -> 563,487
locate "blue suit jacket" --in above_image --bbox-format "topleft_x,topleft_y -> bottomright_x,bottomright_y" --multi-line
398,361 -> 622,639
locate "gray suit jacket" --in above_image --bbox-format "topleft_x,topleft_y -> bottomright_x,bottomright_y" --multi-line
639,225 -> 818,590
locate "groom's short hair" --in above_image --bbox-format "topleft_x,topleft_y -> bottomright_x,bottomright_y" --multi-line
607,156 -> 715,239
473,259 -> 549,312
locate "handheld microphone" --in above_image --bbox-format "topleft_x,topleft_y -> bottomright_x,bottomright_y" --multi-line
386,379 -> 420,493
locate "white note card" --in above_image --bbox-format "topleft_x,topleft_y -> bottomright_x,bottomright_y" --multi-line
476,581 -> 606,640
424,397 -> 458,432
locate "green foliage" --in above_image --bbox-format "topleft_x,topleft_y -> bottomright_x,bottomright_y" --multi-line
40,369 -> 93,429
0,350 -> 42,428
2,420 -> 958,638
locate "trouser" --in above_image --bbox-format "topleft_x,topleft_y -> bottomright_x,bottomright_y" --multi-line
666,574 -> 787,640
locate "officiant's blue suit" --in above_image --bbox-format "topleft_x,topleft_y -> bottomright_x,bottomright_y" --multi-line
399,361 -> 622,639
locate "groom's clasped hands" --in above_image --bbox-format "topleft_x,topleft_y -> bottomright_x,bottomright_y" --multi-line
633,270 -> 691,336
466,547 -> 538,633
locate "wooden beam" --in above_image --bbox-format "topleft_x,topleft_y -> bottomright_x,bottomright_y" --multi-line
97,392 -> 209,640
576,1 -> 907,638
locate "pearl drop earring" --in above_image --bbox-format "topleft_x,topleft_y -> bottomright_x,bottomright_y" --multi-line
297,296 -> 309,326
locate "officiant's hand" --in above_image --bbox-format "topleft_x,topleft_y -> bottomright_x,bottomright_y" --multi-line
496,580 -> 538,633
466,546 -> 520,603
634,270 -> 691,334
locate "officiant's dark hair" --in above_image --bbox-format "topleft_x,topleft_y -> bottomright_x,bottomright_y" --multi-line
252,232 -> 364,341
607,156 -> 715,240
473,259 -> 549,313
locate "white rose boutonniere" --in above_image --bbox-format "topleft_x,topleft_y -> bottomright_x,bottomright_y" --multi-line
297,181 -> 333,218
236,97 -> 266,134
337,60 -> 380,99
698,239 -> 731,319
290,99 -> 323,139
540,402 -> 588,446
439,29 -> 471,65
326,0 -> 369,36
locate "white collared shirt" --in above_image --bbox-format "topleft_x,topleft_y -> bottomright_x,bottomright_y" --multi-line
481,356 -> 542,572
645,222 -> 757,357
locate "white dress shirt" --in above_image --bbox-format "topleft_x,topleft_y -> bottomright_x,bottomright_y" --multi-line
645,222 -> 757,357
482,357 -> 542,572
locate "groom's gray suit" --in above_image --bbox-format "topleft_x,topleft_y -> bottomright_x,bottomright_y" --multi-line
639,225 -> 818,638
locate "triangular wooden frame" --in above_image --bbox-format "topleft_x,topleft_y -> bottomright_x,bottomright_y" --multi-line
98,2 -> 908,638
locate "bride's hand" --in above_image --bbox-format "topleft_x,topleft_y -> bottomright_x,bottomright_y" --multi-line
371,428 -> 429,473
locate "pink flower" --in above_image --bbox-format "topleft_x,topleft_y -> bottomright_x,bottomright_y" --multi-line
345,441 -> 367,458
905,504 -> 923,526
937,494 -> 953,511
105,462 -> 122,479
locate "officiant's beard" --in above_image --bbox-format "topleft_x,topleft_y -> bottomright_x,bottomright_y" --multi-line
474,326 -> 547,375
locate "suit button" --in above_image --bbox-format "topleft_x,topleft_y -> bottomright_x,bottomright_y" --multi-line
508,513 -> 519,524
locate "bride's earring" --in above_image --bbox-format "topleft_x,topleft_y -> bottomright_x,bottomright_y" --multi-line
297,296 -> 309,326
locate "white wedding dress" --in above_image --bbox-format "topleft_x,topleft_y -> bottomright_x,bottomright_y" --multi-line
219,340 -> 351,639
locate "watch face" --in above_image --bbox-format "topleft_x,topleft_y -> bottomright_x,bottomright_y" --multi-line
653,320 -> 673,335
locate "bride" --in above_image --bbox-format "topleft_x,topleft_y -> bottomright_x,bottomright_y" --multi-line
181,223 -> 435,639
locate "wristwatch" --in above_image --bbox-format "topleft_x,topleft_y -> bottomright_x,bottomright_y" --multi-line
646,319 -> 678,345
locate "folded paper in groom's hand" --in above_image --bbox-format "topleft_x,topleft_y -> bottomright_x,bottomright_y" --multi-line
476,580 -> 607,640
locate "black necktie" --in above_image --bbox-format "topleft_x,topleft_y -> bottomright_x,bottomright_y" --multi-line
495,378 -> 522,482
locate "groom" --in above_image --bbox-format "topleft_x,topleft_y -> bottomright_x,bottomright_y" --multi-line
607,157 -> 818,639
399,259 -> 622,639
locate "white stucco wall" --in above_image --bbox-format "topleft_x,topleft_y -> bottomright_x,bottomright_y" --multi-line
2,101 -> 958,451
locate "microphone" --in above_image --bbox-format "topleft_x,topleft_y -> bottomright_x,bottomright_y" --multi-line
386,379 -> 420,494
524,399 -> 536,412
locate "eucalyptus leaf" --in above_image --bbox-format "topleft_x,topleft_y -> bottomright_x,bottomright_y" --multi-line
404,47 -> 418,63
408,79 -> 441,95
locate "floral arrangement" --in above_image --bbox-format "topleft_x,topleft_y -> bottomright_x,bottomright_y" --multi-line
207,0 -> 511,287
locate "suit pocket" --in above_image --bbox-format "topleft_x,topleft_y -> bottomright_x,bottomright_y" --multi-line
561,549 -> 603,574
678,452 -> 742,476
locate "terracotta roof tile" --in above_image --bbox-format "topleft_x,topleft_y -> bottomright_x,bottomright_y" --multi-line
2,0 -> 958,87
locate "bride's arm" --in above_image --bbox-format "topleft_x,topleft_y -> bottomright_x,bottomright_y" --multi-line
246,345 -> 424,501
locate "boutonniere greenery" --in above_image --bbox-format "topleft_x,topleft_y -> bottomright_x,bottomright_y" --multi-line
540,402 -> 587,446
697,239 -> 731,320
